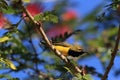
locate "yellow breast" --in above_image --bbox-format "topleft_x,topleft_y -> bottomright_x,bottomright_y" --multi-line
53,45 -> 70,56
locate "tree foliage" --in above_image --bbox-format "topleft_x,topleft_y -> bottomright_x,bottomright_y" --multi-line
0,0 -> 120,80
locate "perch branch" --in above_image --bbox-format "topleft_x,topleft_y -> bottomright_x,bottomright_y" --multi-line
21,2 -> 68,63
101,26 -> 120,80
20,0 -> 82,75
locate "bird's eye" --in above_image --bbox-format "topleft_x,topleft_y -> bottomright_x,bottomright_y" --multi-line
78,49 -> 83,51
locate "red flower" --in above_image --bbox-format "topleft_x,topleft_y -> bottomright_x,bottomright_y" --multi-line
46,24 -> 72,38
61,10 -> 77,21
23,3 -> 43,17
0,13 -> 9,29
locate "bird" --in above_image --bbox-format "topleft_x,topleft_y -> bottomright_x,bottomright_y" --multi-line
53,42 -> 86,57
41,41 -> 87,57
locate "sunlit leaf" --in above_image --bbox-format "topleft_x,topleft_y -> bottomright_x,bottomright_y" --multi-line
34,13 -> 44,21
5,59 -> 17,70
75,73 -> 82,79
84,74 -> 93,80
45,14 -> 58,23
64,67 -> 73,75
22,0 -> 31,3
34,12 -> 58,23
2,6 -> 16,14
0,57 -> 17,70
76,73 -> 93,80
0,36 -> 10,43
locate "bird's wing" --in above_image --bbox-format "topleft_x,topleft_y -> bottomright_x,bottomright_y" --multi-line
53,42 -> 72,47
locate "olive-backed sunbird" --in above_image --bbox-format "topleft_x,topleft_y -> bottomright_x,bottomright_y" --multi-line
42,42 -> 87,57
53,42 -> 86,57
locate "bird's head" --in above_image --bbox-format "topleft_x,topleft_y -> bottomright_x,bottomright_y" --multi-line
69,44 -> 88,57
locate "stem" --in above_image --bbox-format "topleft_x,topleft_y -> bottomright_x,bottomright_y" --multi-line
27,25 -> 39,72
38,71 -> 54,80
101,26 -> 120,80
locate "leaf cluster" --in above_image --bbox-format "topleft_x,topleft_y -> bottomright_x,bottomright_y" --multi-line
34,12 -> 58,23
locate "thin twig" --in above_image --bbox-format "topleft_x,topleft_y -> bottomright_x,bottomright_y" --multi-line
38,71 -> 54,80
20,0 -> 82,75
105,1 -> 120,7
101,26 -> 120,80
27,25 -> 39,73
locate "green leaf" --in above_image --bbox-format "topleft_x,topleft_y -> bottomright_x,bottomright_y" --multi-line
45,14 -> 58,23
34,12 -> 58,23
75,73 -> 82,79
76,74 -> 93,80
0,74 -> 12,79
83,74 -> 93,80
105,27 -> 118,37
22,0 -> 31,3
5,59 -> 17,70
2,6 -> 16,14
7,78 -> 20,80
34,13 -> 44,21
0,74 -> 19,80
0,58 -> 17,70
0,0 -> 8,10
64,67 -> 73,75
0,36 -> 10,43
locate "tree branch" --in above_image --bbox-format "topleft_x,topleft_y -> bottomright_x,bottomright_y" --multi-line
101,26 -> 120,80
21,1 -> 68,63
20,0 -> 82,75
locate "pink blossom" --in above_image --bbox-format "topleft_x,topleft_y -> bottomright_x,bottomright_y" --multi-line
46,24 -> 72,38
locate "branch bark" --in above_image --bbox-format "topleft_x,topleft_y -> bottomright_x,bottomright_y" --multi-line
20,0 -> 82,75
101,26 -> 120,80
